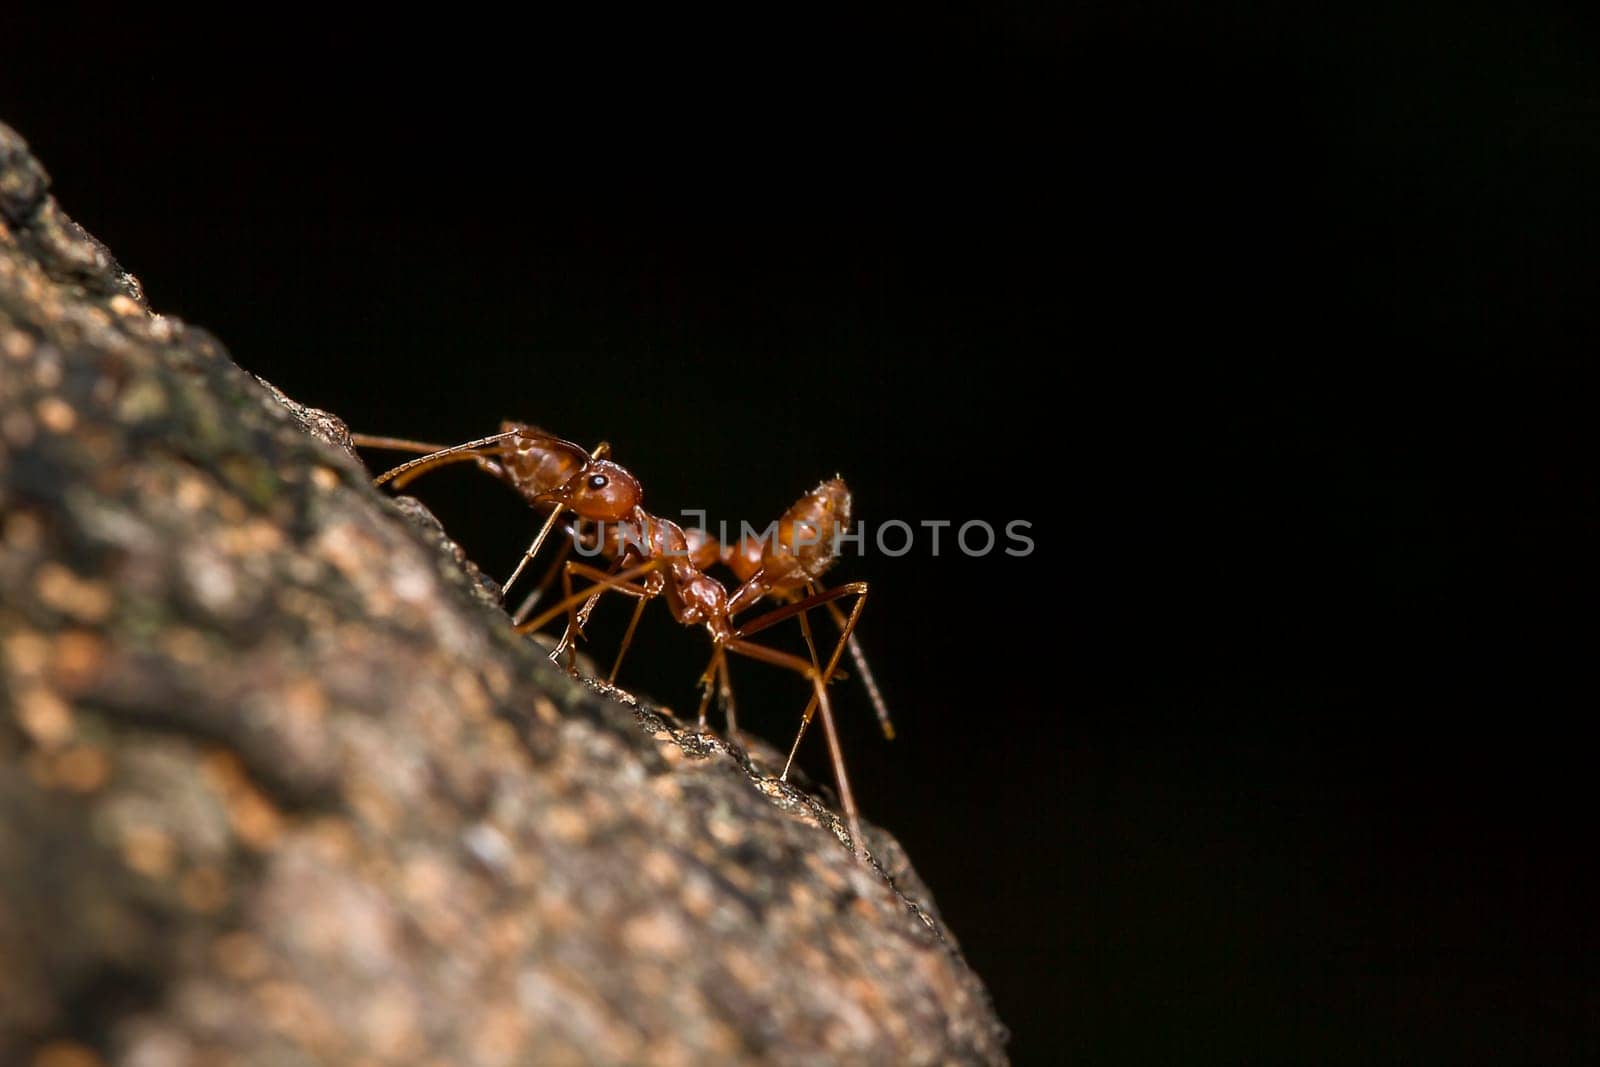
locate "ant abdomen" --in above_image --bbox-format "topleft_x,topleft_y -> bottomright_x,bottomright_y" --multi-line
771,477 -> 852,582
493,421 -> 587,502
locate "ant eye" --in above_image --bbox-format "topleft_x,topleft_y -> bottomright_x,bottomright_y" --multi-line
587,474 -> 609,491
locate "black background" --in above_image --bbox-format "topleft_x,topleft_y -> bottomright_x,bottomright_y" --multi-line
6,7 -> 1598,1062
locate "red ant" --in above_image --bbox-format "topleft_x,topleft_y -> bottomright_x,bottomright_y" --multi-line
352,424 -> 889,858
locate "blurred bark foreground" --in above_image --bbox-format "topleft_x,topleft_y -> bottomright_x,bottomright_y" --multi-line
0,122 -> 1008,1066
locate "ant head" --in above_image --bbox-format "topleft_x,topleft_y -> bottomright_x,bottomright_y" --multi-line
537,459 -> 642,521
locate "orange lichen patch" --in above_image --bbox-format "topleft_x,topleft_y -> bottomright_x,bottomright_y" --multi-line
15,685 -> 74,749
543,805 -> 588,844
310,465 -> 341,491
316,521 -> 372,582
632,960 -> 670,999
228,786 -> 284,850
178,864 -> 229,913
254,979 -> 341,1053
173,473 -> 211,513
33,563 -> 114,623
307,817 -> 358,864
34,395 -> 76,434
79,306 -> 113,331
50,629 -> 107,692
531,696 -> 560,725
657,734 -> 693,768
201,750 -> 284,850
640,848 -> 681,890
212,930 -> 272,982
30,1040 -> 104,1067
279,676 -> 327,727
649,776 -> 685,809
277,586 -> 337,629
680,874 -> 716,921
706,813 -> 744,848
412,902 -> 471,949
3,509 -> 44,550
481,661 -> 511,701
4,630 -> 52,677
120,823 -> 177,879
721,945 -> 770,994
469,1003 -> 529,1065
486,912 -> 531,956
108,293 -> 143,318
114,379 -> 167,422
218,519 -> 285,557
401,855 -> 452,908
2,328 -> 34,360
161,626 -> 211,667
415,696 -> 462,751
540,893 -> 579,934
485,718 -> 520,752
52,745 -> 111,793
448,671 -> 490,718
215,493 -> 248,526
345,774 -> 399,834
621,911 -> 687,957
359,985 -> 427,1061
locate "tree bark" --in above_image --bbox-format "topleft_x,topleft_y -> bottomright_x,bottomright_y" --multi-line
0,121 -> 1008,1066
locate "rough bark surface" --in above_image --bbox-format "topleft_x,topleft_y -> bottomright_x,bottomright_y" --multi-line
0,122 -> 1008,1066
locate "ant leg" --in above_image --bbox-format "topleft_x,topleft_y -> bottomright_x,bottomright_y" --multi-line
816,586 -> 893,740
515,559 -> 661,635
690,644 -> 740,736
542,560 -> 654,667
511,534 -> 573,626
574,553 -> 624,631
735,584 -> 871,777
608,596 -> 650,684
693,645 -> 723,731
741,583 -> 872,756
796,594 -> 826,679
389,447 -> 517,490
779,604 -> 827,780
757,583 -> 893,744
501,504 -> 567,601
370,430 -> 532,488
722,636 -> 864,860
718,650 -> 739,740
552,559 -> 587,670
733,582 -> 868,640
560,554 -> 628,658
350,433 -> 453,453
